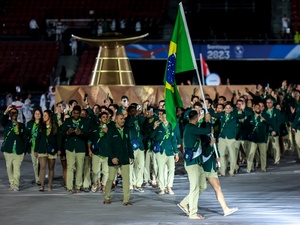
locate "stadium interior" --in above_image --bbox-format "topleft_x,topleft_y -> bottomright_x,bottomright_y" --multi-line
0,0 -> 299,106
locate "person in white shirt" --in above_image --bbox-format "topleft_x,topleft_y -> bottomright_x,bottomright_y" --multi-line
40,92 -> 47,113
110,18 -> 116,32
23,93 -> 34,124
12,95 -> 25,123
48,86 -> 56,112
281,14 -> 290,36
70,37 -> 77,56
29,17 -> 39,39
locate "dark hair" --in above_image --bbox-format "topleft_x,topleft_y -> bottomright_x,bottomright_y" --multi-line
193,101 -> 202,108
56,101 -> 63,107
107,108 -> 114,116
191,95 -> 199,102
9,107 -> 18,114
130,102 -> 138,107
217,103 -> 225,109
188,110 -> 198,120
224,102 -> 233,108
219,96 -> 227,101
93,104 -> 101,110
109,103 -> 119,110
127,105 -> 136,113
31,108 -> 43,122
100,105 -> 108,111
206,98 -> 213,105
68,99 -> 78,106
73,105 -> 81,112
99,111 -> 108,118
104,97 -> 113,104
121,95 -> 129,100
81,108 -> 89,115
41,109 -> 58,135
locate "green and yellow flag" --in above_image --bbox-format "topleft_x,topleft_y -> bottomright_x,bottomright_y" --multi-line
164,2 -> 198,130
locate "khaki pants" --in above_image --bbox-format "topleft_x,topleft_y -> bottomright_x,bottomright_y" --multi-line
105,164 -> 130,203
235,139 -> 249,169
144,149 -> 157,183
247,142 -> 267,172
4,152 -> 24,188
130,149 -> 145,188
267,136 -> 280,164
293,131 -> 300,160
180,163 -> 207,217
91,155 -> 108,186
218,137 -> 237,176
83,156 -> 91,188
156,152 -> 175,191
66,150 -> 85,190
30,149 -> 39,183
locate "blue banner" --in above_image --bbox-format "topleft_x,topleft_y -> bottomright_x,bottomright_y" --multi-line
126,44 -> 300,59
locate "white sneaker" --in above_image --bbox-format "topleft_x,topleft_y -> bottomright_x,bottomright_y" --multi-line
91,185 -> 97,193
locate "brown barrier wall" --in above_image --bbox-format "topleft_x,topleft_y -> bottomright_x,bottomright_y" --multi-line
55,85 -> 257,108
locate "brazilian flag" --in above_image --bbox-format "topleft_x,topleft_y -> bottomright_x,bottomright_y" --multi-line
164,2 -> 197,130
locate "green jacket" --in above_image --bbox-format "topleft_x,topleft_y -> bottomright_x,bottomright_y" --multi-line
35,125 -> 62,154
236,106 -> 253,141
183,122 -> 212,166
248,113 -> 268,143
125,114 -> 146,150
263,107 -> 281,136
142,117 -> 156,150
209,108 -> 245,140
201,135 -> 220,173
1,114 -> 27,154
106,124 -> 134,166
292,109 -> 300,131
150,122 -> 178,156
26,120 -> 40,153
61,117 -> 90,153
89,122 -> 108,157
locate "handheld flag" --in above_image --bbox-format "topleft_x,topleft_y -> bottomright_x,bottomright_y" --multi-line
164,2 -> 197,130
200,53 -> 210,78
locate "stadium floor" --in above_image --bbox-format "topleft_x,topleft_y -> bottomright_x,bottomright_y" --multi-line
0,130 -> 300,225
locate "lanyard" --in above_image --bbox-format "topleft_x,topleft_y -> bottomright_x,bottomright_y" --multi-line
117,126 -> 124,139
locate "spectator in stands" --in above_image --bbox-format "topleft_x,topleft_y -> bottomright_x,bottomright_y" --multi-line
59,65 -> 68,85
281,14 -> 290,39
119,18 -> 127,35
70,36 -> 77,56
135,19 -> 142,34
97,20 -> 103,36
29,17 -> 39,39
55,19 -> 64,42
110,18 -> 116,32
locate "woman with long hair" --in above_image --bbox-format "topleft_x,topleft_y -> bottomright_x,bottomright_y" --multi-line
34,110 -> 62,191
26,108 -> 43,186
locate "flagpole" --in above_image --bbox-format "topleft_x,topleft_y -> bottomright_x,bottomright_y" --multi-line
179,2 -> 220,166
200,53 -> 205,85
